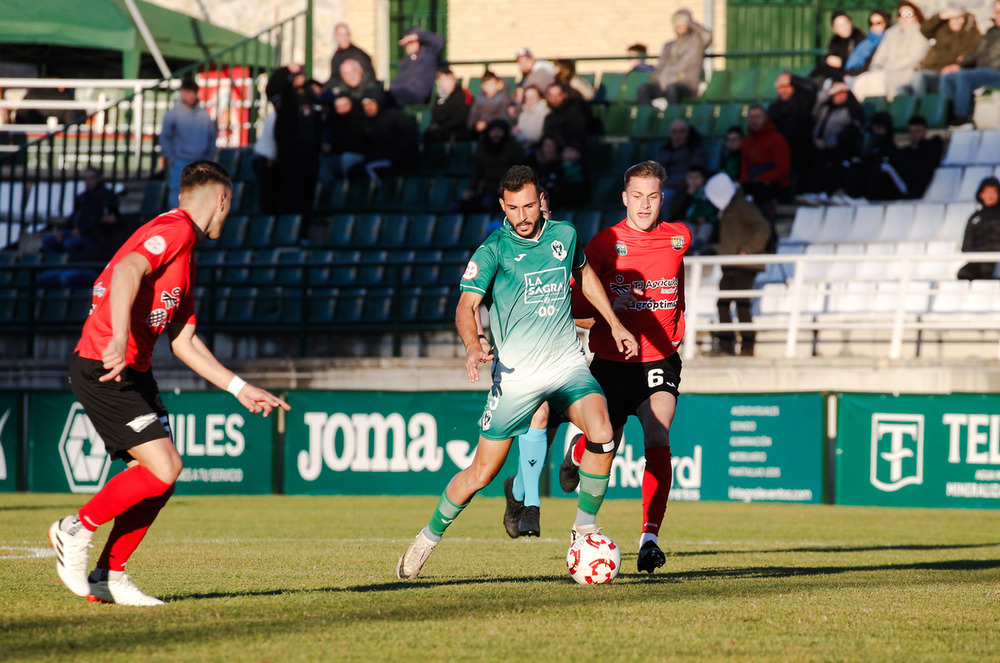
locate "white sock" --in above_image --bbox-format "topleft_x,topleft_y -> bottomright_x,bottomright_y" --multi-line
639,532 -> 658,547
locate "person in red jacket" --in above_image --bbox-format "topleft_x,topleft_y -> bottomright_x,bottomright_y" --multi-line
740,104 -> 792,213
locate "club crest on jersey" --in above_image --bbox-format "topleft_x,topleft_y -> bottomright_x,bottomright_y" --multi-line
147,309 -> 168,329
144,235 -> 166,255
615,241 -> 627,256
672,235 -> 685,250
463,260 -> 479,280
550,240 -> 567,260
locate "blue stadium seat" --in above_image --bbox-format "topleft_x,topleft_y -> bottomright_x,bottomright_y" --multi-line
344,178 -> 373,210
427,177 -> 459,211
432,213 -> 463,246
406,213 -> 437,247
223,286 -> 256,324
255,286 -> 284,323
417,285 -> 450,322
362,287 -> 394,323
358,250 -> 389,285
448,141 -> 477,175
249,248 -> 280,283
273,214 -> 303,246
305,249 -> 336,286
275,247 -> 305,285
353,213 -> 383,246
399,177 -> 430,209
397,286 -> 421,322
325,213 -> 356,247
372,177 -> 404,209
213,214 -> 248,249
460,213 -> 493,246
307,287 -> 339,324
36,288 -> 69,323
221,249 -> 253,284
329,250 -> 361,286
335,288 -> 366,323
216,147 -> 242,174
140,181 -> 168,217
413,250 -> 443,286
245,215 -> 276,249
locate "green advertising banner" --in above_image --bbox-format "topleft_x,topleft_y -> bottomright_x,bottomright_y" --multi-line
284,391 -> 825,503
0,392 -> 19,492
836,393 -> 1000,509
27,391 -> 274,495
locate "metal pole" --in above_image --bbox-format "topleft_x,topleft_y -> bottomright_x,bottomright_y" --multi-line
305,0 -> 314,80
122,0 -> 172,79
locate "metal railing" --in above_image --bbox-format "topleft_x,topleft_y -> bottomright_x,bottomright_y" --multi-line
0,9 -> 310,247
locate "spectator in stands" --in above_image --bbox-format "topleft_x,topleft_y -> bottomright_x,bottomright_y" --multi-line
740,104 -> 791,211
669,165 -> 717,255
159,76 -> 216,210
719,126 -> 743,181
637,8 -> 712,106
844,111 -> 905,201
39,168 -> 125,288
902,4 -> 980,96
626,43 -> 655,74
320,92 -> 367,180
13,82 -> 80,126
894,114 -> 942,198
768,71 -> 817,176
528,134 -> 563,184
460,118 -> 525,212
657,119 -> 707,196
331,58 -> 377,102
545,140 -> 590,209
424,66 -> 472,142
251,104 -> 279,213
325,23 -> 375,92
810,12 -> 866,85
800,82 -> 864,199
541,83 -> 589,147
845,11 -> 892,76
389,27 -> 445,107
514,48 -> 556,106
958,176 -> 1000,279
704,172 -> 772,357
849,1 -> 928,101
940,0 -> 1000,125
512,85 -> 549,149
273,64 -> 322,217
468,71 -> 513,135
350,85 -> 420,180
554,59 -> 596,101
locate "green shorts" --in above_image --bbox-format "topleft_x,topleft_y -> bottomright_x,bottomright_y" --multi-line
478,360 -> 604,440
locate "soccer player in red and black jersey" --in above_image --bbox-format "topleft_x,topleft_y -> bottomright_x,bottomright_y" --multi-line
47,161 -> 290,606
562,160 -> 691,574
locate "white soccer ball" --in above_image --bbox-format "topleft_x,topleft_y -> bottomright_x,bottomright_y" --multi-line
566,532 -> 621,584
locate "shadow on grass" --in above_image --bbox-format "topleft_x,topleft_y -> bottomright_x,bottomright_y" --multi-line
0,504 -> 81,512
671,541 -> 1000,558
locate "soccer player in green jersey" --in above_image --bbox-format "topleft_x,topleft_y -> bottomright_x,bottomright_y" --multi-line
397,165 -> 637,580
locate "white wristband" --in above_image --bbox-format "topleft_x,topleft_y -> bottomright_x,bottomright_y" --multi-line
226,375 -> 247,396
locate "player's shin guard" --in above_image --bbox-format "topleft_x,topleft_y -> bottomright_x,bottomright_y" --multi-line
516,427 -> 547,508
575,470 -> 611,528
77,466 -> 173,532
427,490 -> 467,539
97,486 -> 175,572
641,446 -> 672,538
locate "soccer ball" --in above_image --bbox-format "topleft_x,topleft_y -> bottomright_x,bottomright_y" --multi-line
566,532 -> 621,584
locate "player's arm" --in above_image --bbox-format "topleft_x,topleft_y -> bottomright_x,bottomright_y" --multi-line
168,322 -> 290,417
99,252 -> 151,382
457,290 -> 493,383
575,261 -> 638,359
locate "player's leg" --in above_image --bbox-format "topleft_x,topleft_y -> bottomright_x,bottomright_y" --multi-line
510,402 -> 549,537
562,391 -> 616,538
635,391 -> 677,573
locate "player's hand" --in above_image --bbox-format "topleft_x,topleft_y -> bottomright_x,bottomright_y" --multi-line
611,324 -> 639,360
99,338 -> 127,382
612,286 -> 643,313
465,344 -> 494,383
236,384 -> 291,418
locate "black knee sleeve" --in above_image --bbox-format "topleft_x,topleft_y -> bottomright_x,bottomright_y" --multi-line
585,438 -> 617,454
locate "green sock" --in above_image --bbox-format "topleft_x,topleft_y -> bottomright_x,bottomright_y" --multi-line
427,490 -> 467,539
577,470 -> 610,517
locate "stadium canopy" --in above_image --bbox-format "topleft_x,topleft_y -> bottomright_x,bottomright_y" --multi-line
0,0 -> 259,79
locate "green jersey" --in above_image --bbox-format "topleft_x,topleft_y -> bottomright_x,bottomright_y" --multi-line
460,218 -> 587,382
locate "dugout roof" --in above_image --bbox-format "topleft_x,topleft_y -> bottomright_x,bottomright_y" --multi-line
1,0 -> 254,78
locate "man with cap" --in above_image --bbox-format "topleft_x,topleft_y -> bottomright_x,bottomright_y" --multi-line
637,8 -> 713,106
325,22 -> 376,92
514,48 -> 556,105
703,173 -> 771,357
389,27 -> 445,107
159,76 -> 217,211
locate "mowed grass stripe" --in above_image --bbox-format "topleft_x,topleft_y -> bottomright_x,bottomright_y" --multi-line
2,494 -> 999,662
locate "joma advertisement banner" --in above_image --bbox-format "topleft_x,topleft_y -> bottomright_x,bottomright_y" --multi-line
837,392 -> 1000,509
0,392 -> 19,492
27,391 -> 274,495
284,391 -> 824,503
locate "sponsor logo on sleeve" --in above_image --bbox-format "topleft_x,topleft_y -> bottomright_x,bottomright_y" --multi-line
143,235 -> 167,255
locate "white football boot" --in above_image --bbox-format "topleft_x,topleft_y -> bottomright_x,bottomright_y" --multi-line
396,530 -> 438,580
89,571 -> 164,606
48,517 -> 93,597
570,522 -> 599,543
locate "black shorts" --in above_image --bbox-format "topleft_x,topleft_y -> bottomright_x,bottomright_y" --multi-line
589,354 -> 682,431
69,354 -> 171,461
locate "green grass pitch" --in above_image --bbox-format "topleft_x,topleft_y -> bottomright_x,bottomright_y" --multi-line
2,493 -> 999,662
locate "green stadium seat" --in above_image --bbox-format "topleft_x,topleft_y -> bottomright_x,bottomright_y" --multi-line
371,177 -> 404,209
755,67 -> 784,99
426,177 -> 458,211
448,141 -> 477,174
889,94 -> 919,128
420,141 -> 451,174
596,72 -> 625,104
603,104 -> 631,135
628,105 -> 658,139
344,178 -> 373,210
919,92 -> 948,128
701,69 -> 733,102
610,142 -> 640,174
319,181 -> 346,211
685,103 -> 715,135
622,70 -> 652,103
713,103 -> 745,137
729,68 -> 762,102
467,76 -> 483,97
399,177 -> 430,209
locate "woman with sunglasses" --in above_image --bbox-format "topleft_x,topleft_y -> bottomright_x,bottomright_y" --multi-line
849,2 -> 929,100
845,11 -> 893,76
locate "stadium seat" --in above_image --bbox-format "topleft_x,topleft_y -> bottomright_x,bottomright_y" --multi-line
244,215 -> 276,249
973,129 -> 1000,165
362,287 -> 394,324
858,242 -> 893,280
335,288 -> 366,323
376,213 -> 410,248
596,72 -> 625,104
929,279 -> 969,314
574,210 -> 602,244
621,70 -> 650,104
305,249 -> 336,286
846,205 -> 885,243
628,105 -> 657,138
878,204 -> 916,242
889,94 -> 918,128
958,166 -> 993,201
815,206 -> 854,244
249,248 -> 279,283
344,178 -> 373,210
406,213 -> 437,247
908,203 -> 946,240
603,104 -> 631,135
685,103 -> 714,135
273,214 -> 303,246
802,243 -> 834,281
274,247 -> 305,286
784,207 -> 823,245
915,240 -> 961,280
307,287 -> 339,324
399,177 -> 430,210
417,285 -> 450,322
221,249 -> 253,284
397,285 -> 421,323
432,213 -> 463,246
325,213 -> 356,247
0,182 -> 25,222
923,166 -> 962,202
358,250 -> 389,285
222,286 -> 256,324
217,215 -> 249,249
886,241 -> 926,279
919,92 -> 948,128
329,250 -> 360,287
36,288 -> 70,323
420,141 -> 451,175
942,130 -> 979,166
828,243 -> 864,280
460,213 -> 493,246
942,201 -> 975,239
139,181 -> 168,218
609,141 -> 640,175
729,68 -> 762,102
413,249 -> 444,286
701,69 -> 733,102
371,177 -> 404,209
448,142 -> 477,174
216,147 -> 242,174
318,181 -> 346,211
352,213 -> 383,247
426,177 -> 458,211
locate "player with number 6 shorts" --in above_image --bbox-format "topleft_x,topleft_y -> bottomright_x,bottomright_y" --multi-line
561,160 -> 692,574
396,165 -> 638,580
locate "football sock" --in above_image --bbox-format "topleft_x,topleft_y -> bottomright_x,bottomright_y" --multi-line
517,427 -> 547,508
96,486 -> 175,572
78,465 -> 173,532
426,490 -> 467,539
641,446 -> 672,538
571,434 -> 586,465
60,514 -> 93,539
576,469 -> 610,522
640,532 -> 659,547
512,473 -> 524,503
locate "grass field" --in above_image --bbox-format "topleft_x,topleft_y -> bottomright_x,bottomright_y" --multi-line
2,493 -> 1000,662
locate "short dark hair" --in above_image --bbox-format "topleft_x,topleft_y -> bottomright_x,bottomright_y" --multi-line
499,165 -> 540,195
725,125 -> 744,137
624,160 -> 666,188
481,70 -> 499,82
179,75 -> 199,92
907,115 -> 928,127
180,160 -> 231,193
627,43 -> 647,55
688,164 -> 708,178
